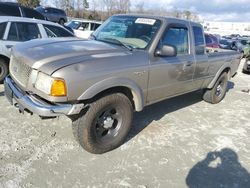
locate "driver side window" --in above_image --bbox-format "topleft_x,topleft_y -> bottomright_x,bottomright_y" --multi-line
162,27 -> 189,55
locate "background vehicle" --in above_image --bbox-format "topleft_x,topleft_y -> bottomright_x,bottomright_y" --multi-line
205,33 -> 219,48
219,38 -> 241,51
0,16 -> 74,83
0,2 -> 45,20
242,60 -> 250,73
66,19 -> 102,39
4,15 -> 241,154
237,38 -> 250,55
35,6 -> 67,25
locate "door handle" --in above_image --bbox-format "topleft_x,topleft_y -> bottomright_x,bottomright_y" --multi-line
183,61 -> 193,71
6,45 -> 13,49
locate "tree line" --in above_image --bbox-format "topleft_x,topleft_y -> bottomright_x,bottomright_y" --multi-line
16,0 -> 200,22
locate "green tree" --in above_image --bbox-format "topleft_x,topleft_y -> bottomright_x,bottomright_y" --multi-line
17,0 -> 40,8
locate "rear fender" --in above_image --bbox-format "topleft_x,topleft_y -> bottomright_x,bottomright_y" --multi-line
207,62 -> 231,89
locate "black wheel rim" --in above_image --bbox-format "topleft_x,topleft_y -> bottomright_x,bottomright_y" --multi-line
0,65 -> 4,78
94,106 -> 123,143
215,77 -> 227,97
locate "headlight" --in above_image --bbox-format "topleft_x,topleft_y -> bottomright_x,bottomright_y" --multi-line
35,72 -> 67,97
247,61 -> 250,65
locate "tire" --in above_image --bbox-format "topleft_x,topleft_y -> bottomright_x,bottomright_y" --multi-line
59,19 -> 65,25
0,58 -> 8,84
72,93 -> 133,154
203,72 -> 229,104
242,69 -> 249,74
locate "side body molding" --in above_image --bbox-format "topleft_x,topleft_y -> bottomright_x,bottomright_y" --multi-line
78,77 -> 145,112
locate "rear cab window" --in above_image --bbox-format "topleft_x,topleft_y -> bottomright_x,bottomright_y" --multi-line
193,26 -> 205,55
0,22 -> 7,39
43,24 -> 74,37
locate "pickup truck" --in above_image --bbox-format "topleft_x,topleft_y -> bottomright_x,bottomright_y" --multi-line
4,15 -> 241,154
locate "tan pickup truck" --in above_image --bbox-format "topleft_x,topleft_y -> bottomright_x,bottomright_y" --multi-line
4,15 -> 241,154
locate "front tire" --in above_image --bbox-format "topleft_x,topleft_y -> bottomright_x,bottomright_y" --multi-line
72,93 -> 133,154
203,72 -> 229,104
0,58 -> 8,84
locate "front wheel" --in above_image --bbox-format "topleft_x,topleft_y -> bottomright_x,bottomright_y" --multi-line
72,93 -> 133,154
203,72 -> 229,104
0,58 -> 8,83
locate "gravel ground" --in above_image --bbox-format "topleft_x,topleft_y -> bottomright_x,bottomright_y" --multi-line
0,62 -> 250,188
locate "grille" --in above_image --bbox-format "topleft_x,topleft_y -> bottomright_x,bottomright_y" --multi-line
9,56 -> 32,87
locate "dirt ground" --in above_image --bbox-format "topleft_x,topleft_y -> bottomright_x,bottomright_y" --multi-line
0,62 -> 250,188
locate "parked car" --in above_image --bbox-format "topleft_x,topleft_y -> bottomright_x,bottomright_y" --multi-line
237,38 -> 250,55
0,16 -> 74,83
66,19 -> 102,39
219,38 -> 242,52
242,59 -> 250,73
0,2 -> 45,20
35,6 -> 67,25
205,33 -> 219,48
4,15 -> 241,154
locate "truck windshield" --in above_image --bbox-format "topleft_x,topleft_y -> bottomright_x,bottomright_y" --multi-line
93,16 -> 161,50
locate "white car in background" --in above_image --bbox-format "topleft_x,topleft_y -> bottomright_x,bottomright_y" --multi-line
66,19 -> 102,39
0,16 -> 75,82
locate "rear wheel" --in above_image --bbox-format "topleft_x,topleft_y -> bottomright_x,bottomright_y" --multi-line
59,19 -> 65,25
72,93 -> 133,154
203,72 -> 229,104
0,58 -> 8,83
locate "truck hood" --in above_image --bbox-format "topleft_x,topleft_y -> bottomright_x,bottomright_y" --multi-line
13,38 -> 131,75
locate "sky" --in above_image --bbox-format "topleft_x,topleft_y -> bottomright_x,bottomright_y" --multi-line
131,0 -> 250,22
7,0 -> 248,22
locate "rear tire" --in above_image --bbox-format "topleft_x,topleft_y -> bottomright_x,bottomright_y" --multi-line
0,58 -> 8,84
242,69 -> 249,74
72,93 -> 133,154
203,72 -> 229,104
59,19 -> 65,25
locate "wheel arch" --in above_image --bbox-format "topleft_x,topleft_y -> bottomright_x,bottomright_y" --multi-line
207,66 -> 231,89
78,77 -> 145,112
0,54 -> 10,64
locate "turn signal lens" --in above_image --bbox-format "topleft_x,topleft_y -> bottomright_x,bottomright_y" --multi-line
50,79 -> 67,97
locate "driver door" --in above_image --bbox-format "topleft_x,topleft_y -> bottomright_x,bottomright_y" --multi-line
147,24 -> 196,103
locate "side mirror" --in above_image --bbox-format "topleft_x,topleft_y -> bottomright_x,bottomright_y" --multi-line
155,45 -> 177,57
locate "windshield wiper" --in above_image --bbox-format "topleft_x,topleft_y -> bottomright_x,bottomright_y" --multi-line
99,38 -> 133,51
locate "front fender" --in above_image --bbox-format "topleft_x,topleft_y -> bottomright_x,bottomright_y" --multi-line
78,77 -> 145,111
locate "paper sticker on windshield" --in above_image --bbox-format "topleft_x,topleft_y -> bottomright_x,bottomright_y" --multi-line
135,18 -> 156,25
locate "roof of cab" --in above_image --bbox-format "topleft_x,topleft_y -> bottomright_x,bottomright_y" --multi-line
0,16 -> 64,27
113,14 -> 202,27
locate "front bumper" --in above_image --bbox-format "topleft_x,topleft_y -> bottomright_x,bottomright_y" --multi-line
4,76 -> 84,117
